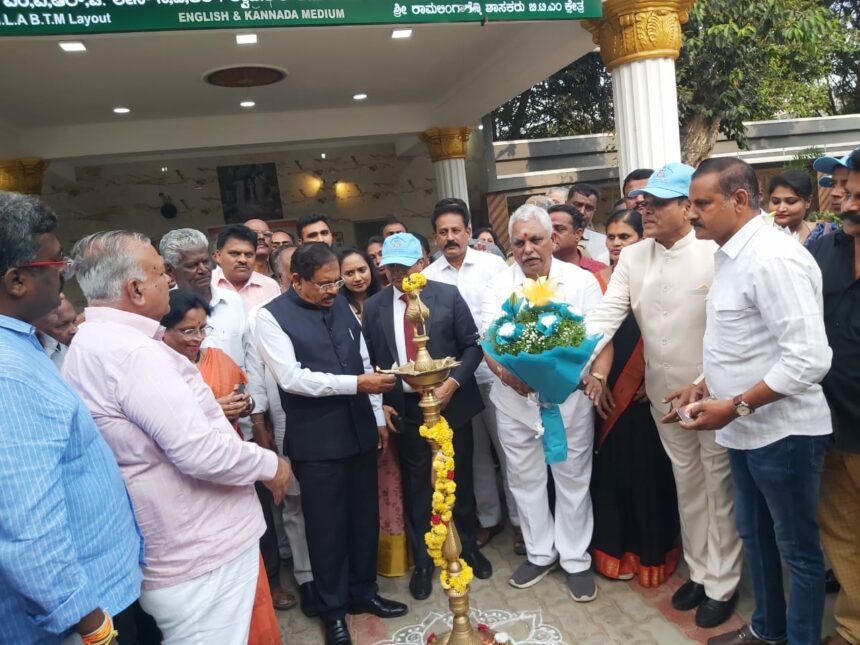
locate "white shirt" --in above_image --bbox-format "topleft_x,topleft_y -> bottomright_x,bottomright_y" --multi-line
254,305 -> 385,428
247,297 -> 300,495
423,247 -> 508,384
204,287 -> 248,368
704,215 -> 832,450
37,332 -> 67,371
582,229 -> 610,264
480,258 -> 603,422
391,287 -> 416,394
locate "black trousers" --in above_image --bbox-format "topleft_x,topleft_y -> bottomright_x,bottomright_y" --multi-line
254,481 -> 281,588
292,449 -> 378,622
399,393 -> 477,569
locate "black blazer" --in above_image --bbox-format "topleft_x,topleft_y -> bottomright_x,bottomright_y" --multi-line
362,279 -> 484,428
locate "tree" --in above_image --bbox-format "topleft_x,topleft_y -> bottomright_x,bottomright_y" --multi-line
492,52 -> 614,142
827,0 -> 860,113
491,0 -> 855,165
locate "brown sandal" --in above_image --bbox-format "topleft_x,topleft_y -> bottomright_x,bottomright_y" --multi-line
475,523 -> 504,549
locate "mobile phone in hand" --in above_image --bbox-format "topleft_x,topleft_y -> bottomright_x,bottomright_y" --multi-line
675,405 -> 693,423
235,383 -> 246,395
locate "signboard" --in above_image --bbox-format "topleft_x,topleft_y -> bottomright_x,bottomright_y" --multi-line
0,0 -> 601,36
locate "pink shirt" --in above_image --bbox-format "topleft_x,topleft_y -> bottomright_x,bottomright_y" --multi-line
212,266 -> 280,313
62,307 -> 278,590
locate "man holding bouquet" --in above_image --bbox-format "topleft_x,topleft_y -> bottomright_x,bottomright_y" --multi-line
480,204 -> 603,602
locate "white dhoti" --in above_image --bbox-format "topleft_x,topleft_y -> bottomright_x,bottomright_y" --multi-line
495,388 -> 594,574
138,543 -> 259,645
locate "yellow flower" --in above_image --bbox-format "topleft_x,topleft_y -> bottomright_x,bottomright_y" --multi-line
401,273 -> 428,294
519,276 -> 560,307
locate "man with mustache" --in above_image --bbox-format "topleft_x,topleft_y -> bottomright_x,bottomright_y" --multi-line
212,224 -> 280,313
586,163 -> 742,626
807,147 -> 860,645
423,199 -> 521,554
254,243 -> 405,645
674,157 -> 832,645
480,205 -> 603,602
245,218 -> 275,276
34,294 -> 79,370
814,152 -> 852,216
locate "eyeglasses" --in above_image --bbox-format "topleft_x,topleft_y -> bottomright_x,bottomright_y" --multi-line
639,197 -> 681,212
174,324 -> 214,339
15,257 -> 75,279
313,278 -> 345,292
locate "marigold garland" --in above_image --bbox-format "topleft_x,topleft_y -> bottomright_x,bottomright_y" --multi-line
419,416 -> 474,594
401,273 -> 427,294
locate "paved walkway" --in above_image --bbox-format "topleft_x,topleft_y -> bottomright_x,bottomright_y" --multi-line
276,525 -> 836,644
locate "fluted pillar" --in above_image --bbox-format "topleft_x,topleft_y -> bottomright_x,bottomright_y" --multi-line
585,1 -> 692,185
421,127 -> 473,208
0,158 -> 49,194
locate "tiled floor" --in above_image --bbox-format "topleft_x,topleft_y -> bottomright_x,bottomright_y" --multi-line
276,525 -> 837,644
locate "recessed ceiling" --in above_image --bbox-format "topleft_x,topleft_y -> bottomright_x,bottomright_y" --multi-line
0,22 -> 595,161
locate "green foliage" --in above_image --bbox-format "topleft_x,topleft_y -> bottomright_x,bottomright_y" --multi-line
490,307 -> 587,356
492,52 -> 614,141
491,0 -> 856,159
677,0 -> 846,150
786,146 -> 826,173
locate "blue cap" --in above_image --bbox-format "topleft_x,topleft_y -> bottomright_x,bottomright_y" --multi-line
380,233 -> 423,267
813,153 -> 851,175
819,175 -> 833,188
627,162 -> 695,199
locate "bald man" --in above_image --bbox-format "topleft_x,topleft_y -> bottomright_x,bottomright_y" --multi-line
245,219 -> 274,276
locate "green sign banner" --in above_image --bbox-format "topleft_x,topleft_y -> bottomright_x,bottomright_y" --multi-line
0,0 -> 601,36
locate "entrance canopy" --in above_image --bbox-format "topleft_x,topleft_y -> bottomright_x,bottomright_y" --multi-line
0,2 -> 600,166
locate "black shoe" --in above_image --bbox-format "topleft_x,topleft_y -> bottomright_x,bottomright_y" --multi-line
672,579 -> 706,611
348,595 -> 408,618
409,566 -> 433,600
299,581 -> 320,618
323,618 -> 352,645
462,549 -> 493,580
696,591 -> 739,629
825,569 -> 841,594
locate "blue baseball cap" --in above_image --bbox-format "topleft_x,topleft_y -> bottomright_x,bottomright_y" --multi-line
380,233 -> 423,267
819,175 -> 834,188
627,162 -> 695,199
813,153 -> 851,175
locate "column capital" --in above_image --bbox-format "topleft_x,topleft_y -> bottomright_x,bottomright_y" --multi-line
421,127 -> 473,163
583,0 -> 693,71
0,157 -> 49,195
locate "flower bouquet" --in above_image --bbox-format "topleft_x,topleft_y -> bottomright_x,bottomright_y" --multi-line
480,276 -> 602,464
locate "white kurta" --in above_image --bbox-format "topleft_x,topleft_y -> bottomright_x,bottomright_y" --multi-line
480,258 -> 601,573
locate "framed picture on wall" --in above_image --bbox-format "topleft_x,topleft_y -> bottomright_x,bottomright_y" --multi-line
217,162 -> 284,223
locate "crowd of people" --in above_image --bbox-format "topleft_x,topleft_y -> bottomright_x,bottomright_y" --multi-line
1,149 -> 858,645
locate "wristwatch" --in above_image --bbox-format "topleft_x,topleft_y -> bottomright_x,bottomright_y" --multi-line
732,394 -> 754,417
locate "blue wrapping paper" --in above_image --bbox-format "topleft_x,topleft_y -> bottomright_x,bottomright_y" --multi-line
480,336 -> 602,464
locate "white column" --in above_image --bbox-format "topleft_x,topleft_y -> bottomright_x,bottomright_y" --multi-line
612,57 -> 682,183
433,157 -> 470,207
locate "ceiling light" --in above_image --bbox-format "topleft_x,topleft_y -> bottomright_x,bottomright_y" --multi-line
391,29 -> 412,39
353,93 -> 368,101
59,41 -> 86,52
321,153 -> 326,159
161,166 -> 168,172
235,33 -> 257,45
113,107 -> 130,114
240,100 -> 256,108
478,123 -> 484,130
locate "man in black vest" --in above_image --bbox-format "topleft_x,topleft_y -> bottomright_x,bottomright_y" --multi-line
254,243 -> 407,645
362,233 -> 492,601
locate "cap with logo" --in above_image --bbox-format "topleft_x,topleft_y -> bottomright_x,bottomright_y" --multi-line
380,232 -> 423,267
627,162 -> 695,199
